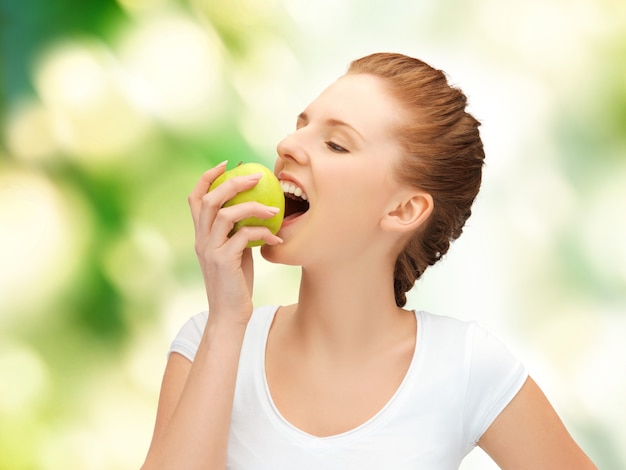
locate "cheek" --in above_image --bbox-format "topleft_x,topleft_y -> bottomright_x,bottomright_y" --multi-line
352,167 -> 395,206
320,177 -> 388,225
313,156 -> 397,220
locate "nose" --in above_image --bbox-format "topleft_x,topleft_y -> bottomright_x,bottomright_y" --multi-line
276,129 -> 308,166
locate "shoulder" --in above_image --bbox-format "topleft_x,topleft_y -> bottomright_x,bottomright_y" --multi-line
415,310 -> 478,348
416,310 -> 522,366
411,309 -> 522,391
414,310 -> 528,444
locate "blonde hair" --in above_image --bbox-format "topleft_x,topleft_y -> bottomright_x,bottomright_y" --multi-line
348,53 -> 485,307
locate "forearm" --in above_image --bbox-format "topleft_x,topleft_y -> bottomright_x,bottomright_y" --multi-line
143,317 -> 247,470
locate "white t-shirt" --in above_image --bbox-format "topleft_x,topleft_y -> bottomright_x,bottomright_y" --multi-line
170,305 -> 528,469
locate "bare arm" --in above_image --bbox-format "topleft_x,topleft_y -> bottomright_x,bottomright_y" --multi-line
142,163 -> 283,469
142,323 -> 247,469
479,376 -> 597,470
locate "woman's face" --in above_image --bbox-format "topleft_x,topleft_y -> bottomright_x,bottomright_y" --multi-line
262,73 -> 409,267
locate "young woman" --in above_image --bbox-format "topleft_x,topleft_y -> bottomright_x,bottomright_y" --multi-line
142,53 -> 596,469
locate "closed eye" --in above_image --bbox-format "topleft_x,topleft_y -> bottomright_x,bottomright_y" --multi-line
326,141 -> 349,153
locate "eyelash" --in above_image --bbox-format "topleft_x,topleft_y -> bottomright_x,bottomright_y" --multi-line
326,141 -> 348,153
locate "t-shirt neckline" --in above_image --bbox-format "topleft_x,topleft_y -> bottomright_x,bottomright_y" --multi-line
257,306 -> 424,447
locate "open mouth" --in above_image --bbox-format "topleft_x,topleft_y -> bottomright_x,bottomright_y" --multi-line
280,180 -> 310,220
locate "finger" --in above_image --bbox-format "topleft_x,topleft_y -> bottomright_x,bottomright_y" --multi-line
208,202 -> 282,247
188,161 -> 228,218
195,173 -> 266,237
227,226 -> 283,252
204,172 -> 264,207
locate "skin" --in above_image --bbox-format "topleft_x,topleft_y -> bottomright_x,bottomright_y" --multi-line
142,74 -> 596,469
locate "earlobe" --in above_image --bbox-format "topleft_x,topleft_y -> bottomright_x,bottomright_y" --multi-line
382,192 -> 434,233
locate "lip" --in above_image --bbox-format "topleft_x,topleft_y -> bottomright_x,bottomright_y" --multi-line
280,213 -> 304,229
277,171 -> 307,197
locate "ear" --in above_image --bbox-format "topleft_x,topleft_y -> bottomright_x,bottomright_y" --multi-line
380,191 -> 434,233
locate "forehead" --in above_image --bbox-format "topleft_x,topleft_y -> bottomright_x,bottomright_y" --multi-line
305,73 -> 404,137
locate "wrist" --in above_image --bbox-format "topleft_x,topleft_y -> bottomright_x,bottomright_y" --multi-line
204,308 -> 250,342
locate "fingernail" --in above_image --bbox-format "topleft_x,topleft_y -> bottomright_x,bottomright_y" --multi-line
267,206 -> 281,214
217,160 -> 228,167
249,173 -> 263,180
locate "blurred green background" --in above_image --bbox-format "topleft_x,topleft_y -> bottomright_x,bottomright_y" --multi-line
0,0 -> 624,468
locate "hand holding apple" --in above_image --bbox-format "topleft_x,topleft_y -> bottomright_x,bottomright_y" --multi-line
208,162 -> 285,247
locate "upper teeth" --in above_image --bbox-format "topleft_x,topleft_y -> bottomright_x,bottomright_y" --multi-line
280,180 -> 308,201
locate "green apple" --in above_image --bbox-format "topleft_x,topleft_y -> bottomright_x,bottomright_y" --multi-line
208,162 -> 285,247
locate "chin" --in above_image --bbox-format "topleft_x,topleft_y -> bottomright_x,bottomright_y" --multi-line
260,242 -> 284,265
260,242 -> 300,267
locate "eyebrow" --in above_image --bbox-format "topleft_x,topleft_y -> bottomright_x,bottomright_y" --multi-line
297,112 -> 365,141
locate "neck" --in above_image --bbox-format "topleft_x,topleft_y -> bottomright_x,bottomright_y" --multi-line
289,257 -> 409,357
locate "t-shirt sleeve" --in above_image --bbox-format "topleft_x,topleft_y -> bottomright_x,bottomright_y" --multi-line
168,311 -> 209,362
463,322 -> 528,444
